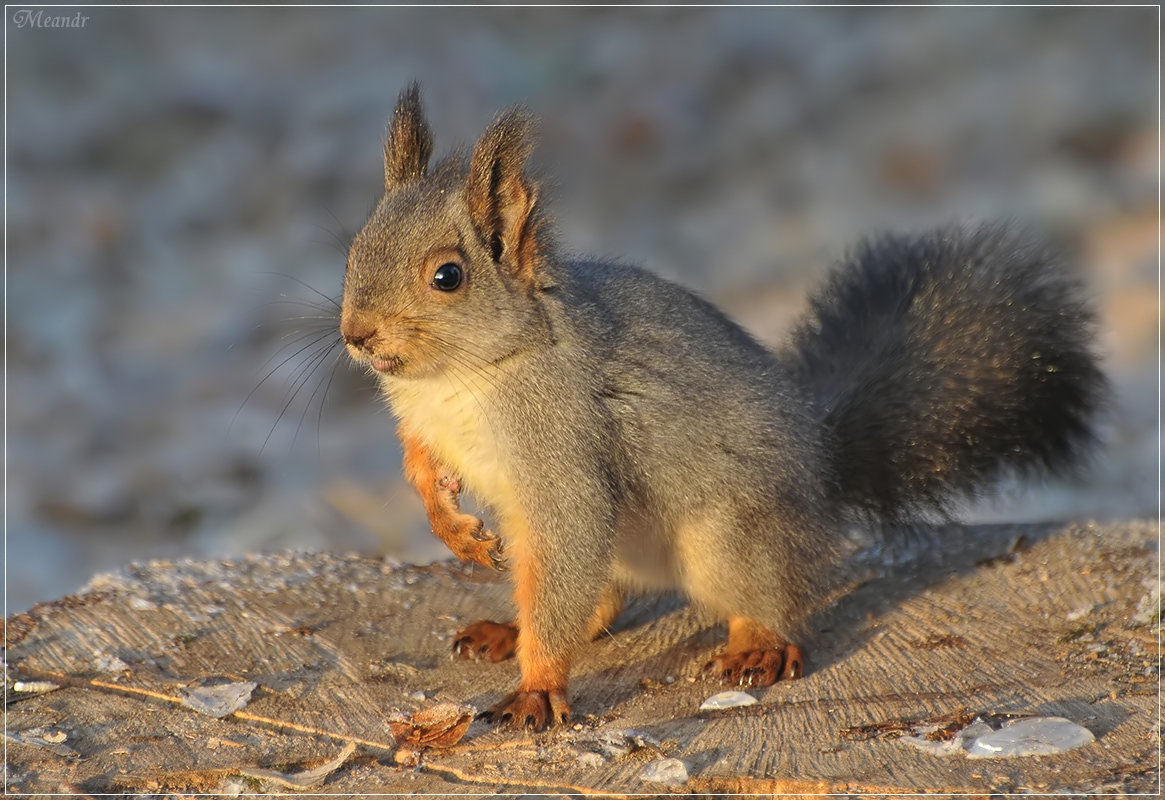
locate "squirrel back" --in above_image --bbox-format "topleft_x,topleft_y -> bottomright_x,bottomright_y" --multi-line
785,226 -> 1106,522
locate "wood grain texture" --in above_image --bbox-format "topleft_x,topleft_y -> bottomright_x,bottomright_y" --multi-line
6,520 -> 1159,795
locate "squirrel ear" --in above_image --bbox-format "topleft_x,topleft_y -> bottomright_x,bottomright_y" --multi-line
384,82 -> 433,190
465,109 -> 546,284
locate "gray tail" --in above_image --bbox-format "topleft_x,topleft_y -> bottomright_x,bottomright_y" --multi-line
786,224 -> 1107,521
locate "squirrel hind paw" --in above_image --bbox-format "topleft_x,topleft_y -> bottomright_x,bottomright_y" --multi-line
704,643 -> 804,687
480,689 -> 570,732
452,620 -> 518,662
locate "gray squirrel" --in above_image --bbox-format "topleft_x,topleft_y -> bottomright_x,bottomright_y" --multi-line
339,84 -> 1106,730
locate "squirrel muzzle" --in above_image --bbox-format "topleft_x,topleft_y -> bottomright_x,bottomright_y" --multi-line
340,309 -> 409,375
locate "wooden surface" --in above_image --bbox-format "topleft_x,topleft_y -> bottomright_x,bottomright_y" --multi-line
5,519 -> 1159,796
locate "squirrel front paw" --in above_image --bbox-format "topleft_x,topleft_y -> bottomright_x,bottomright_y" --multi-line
431,474 -> 507,571
452,620 -> 518,662
703,643 -> 804,687
479,688 -> 570,731
441,518 -> 506,571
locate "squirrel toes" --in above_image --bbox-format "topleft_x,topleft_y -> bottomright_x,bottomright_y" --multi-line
339,84 -> 1106,731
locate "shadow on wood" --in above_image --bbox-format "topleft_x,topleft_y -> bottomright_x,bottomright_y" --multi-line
5,520 -> 1159,795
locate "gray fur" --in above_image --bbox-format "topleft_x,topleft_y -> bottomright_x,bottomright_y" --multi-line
341,89 -> 1102,668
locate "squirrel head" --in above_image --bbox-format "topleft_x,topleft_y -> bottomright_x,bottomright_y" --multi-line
341,83 -> 553,380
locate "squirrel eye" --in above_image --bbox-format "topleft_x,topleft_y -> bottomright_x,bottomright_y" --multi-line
431,262 -> 463,292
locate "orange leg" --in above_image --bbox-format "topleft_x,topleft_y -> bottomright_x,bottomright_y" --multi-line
704,616 -> 804,687
399,427 -> 504,570
481,551 -> 572,731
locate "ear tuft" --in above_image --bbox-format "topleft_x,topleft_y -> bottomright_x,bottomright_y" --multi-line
465,110 -> 547,285
384,82 -> 433,190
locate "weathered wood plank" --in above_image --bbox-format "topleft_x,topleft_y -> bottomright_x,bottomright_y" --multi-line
5,520 -> 1159,795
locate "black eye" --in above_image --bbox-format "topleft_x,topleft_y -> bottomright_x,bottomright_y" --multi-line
432,262 -> 463,291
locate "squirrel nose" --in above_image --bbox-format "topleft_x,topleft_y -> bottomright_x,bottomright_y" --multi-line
340,318 -> 377,351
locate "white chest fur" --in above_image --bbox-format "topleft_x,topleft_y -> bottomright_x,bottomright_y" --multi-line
382,370 -> 511,509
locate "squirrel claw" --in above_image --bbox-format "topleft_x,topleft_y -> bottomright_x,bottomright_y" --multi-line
480,688 -> 570,732
471,526 -> 497,544
441,516 -> 506,571
703,644 -> 804,688
488,539 -> 509,571
466,528 -> 506,571
466,527 -> 507,570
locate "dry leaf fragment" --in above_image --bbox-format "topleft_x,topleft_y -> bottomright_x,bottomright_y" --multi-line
387,702 -> 474,750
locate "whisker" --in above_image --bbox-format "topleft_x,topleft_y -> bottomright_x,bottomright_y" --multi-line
233,266 -> 349,460
404,316 -> 519,368
406,331 -> 503,392
258,298 -> 342,316
265,321 -> 339,344
319,203 -> 355,246
286,338 -> 343,398
310,225 -> 351,257
257,271 -> 342,310
231,330 -> 339,432
308,238 -> 349,260
258,316 -> 340,327
292,341 -> 346,450
261,326 -> 339,375
314,350 -> 348,460
408,329 -> 508,393
265,337 -> 343,454
398,316 -> 498,366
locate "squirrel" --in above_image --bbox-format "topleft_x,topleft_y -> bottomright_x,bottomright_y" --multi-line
339,84 -> 1107,731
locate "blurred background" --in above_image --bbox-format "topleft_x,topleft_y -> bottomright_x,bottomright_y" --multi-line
6,7 -> 1157,613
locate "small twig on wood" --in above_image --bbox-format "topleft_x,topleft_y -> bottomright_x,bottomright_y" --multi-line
11,666 -> 396,753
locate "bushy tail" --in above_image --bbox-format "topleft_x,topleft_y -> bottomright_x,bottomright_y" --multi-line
786,225 -> 1107,521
